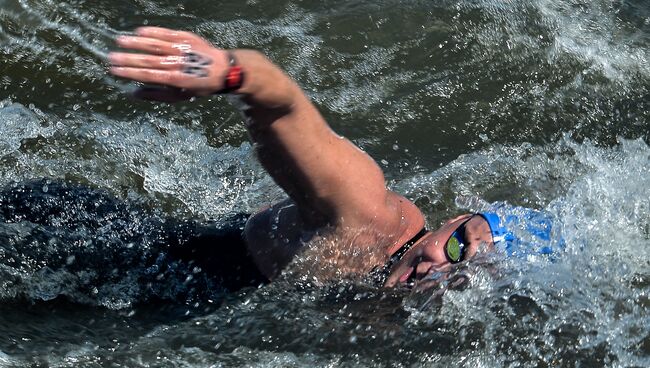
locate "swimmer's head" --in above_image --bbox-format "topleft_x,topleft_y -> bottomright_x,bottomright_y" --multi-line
384,214 -> 493,287
386,204 -> 565,286
384,209 -> 564,287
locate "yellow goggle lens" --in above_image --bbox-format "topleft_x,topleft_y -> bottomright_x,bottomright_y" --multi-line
446,236 -> 461,262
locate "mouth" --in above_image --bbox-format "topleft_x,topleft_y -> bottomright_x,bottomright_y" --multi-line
398,266 -> 415,284
397,262 -> 439,285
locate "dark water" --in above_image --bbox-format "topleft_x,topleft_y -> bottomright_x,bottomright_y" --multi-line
0,0 -> 648,366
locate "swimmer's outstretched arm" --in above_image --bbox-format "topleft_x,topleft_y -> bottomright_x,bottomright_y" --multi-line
109,27 -> 422,250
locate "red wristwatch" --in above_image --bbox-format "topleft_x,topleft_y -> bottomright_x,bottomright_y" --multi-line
218,52 -> 245,94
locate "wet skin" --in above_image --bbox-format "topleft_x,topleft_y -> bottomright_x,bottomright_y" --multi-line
108,27 -> 495,287
384,215 -> 494,287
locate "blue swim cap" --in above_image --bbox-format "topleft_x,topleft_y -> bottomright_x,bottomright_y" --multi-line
479,209 -> 564,257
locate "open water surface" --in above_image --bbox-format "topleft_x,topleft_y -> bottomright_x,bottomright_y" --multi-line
0,0 -> 649,366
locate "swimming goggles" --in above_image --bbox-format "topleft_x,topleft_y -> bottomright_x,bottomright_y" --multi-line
444,215 -> 476,263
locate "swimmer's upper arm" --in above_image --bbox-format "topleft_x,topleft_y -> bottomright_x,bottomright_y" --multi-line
234,50 -> 400,236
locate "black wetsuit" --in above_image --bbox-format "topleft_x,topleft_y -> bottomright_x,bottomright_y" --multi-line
165,213 -> 268,290
0,180 -> 267,298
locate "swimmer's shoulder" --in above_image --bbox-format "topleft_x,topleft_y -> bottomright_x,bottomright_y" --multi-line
383,191 -> 427,256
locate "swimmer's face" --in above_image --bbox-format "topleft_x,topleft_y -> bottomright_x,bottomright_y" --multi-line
384,214 -> 493,287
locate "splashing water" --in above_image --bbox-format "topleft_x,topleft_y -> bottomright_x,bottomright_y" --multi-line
0,0 -> 648,366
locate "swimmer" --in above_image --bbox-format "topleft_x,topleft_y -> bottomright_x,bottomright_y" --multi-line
108,27 -> 553,288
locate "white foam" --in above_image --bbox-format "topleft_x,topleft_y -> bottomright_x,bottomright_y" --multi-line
87,115 -> 281,218
0,350 -> 17,366
465,0 -> 649,83
0,102 -> 54,156
400,137 -> 650,366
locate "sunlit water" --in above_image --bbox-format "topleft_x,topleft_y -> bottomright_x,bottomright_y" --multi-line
0,0 -> 648,366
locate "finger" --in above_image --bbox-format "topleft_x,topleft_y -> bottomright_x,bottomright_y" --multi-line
413,279 -> 440,292
109,52 -> 183,70
111,67 -> 187,88
133,86 -> 194,102
116,36 -> 182,55
384,263 -> 414,287
135,26 -> 203,44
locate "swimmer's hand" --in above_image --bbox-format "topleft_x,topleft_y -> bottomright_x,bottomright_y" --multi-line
109,27 -> 231,101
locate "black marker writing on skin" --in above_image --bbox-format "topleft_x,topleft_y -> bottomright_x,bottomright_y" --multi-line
182,51 -> 212,78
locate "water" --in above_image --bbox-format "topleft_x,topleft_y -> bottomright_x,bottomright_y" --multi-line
0,0 -> 648,366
